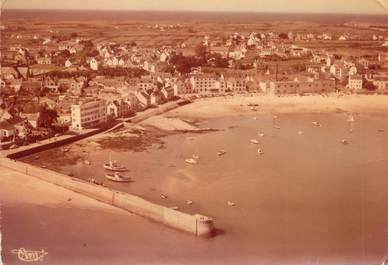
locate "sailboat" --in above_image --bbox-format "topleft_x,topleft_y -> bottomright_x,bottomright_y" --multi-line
347,113 -> 355,123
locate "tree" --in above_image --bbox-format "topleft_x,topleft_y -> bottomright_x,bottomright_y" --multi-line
195,44 -> 207,59
279,33 -> 288,39
363,80 -> 377,91
71,32 -> 79,38
37,104 -> 58,129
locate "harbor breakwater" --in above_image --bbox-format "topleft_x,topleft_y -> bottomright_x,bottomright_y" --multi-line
0,158 -> 215,237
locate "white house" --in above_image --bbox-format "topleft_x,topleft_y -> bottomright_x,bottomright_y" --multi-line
71,99 -> 107,130
90,58 -> 98,71
348,75 -> 363,90
65,59 -> 72,68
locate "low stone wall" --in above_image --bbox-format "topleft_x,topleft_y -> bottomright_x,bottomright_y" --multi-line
0,158 -> 215,237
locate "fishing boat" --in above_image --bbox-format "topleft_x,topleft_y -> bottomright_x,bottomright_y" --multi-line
250,139 -> 259,144
103,160 -> 128,172
341,139 -> 349,145
217,150 -> 227,156
103,153 -> 127,171
257,148 -> 264,155
192,154 -> 200,160
297,131 -> 304,135
185,158 -> 198,164
274,125 -> 281,130
258,132 -> 265,137
105,172 -> 131,182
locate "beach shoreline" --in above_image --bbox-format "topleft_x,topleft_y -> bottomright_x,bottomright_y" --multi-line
165,94 -> 388,120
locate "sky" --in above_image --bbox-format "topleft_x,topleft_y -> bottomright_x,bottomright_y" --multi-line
2,0 -> 388,14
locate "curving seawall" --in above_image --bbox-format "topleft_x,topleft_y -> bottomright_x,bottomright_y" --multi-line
0,158 -> 215,237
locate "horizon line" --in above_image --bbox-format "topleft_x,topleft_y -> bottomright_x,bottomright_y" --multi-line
3,8 -> 388,16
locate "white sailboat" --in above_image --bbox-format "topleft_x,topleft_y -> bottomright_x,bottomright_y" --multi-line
347,113 -> 355,123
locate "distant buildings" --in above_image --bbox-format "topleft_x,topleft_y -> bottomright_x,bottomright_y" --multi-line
71,99 -> 107,130
268,78 -> 336,95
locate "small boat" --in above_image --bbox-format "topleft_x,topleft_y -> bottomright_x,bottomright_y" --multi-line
63,147 -> 70,152
312,121 -> 322,127
227,201 -> 236,207
84,160 -> 91,165
274,125 -> 281,130
192,154 -> 200,160
347,114 -> 355,123
257,148 -> 264,155
34,156 -> 40,160
378,129 -> 385,133
105,172 -> 131,182
297,131 -> 304,135
170,206 -> 179,210
273,115 -> 278,119
185,158 -> 197,164
186,200 -> 193,205
248,103 -> 259,107
258,132 -> 265,137
341,139 -> 349,145
250,139 -> 259,144
161,194 -> 168,199
217,150 -> 227,156
103,160 -> 127,172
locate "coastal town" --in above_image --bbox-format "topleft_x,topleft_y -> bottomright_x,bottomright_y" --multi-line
1,2 -> 388,265
1,19 -> 388,150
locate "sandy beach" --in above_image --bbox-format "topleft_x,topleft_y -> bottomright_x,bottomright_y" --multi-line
166,94 -> 388,119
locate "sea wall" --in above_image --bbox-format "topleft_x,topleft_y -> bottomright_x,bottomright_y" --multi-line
5,128 -> 105,159
0,158 -> 215,237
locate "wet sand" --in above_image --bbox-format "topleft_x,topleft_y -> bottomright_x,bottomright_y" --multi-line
12,95 -> 388,264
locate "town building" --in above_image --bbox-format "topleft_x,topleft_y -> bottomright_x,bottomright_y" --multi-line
348,75 -> 363,90
268,78 -> 336,95
70,98 -> 107,130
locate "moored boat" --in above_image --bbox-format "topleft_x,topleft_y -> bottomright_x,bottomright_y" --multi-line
217,150 -> 227,156
250,139 -> 259,144
103,160 -> 127,172
185,158 -> 198,164
105,172 -> 131,182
